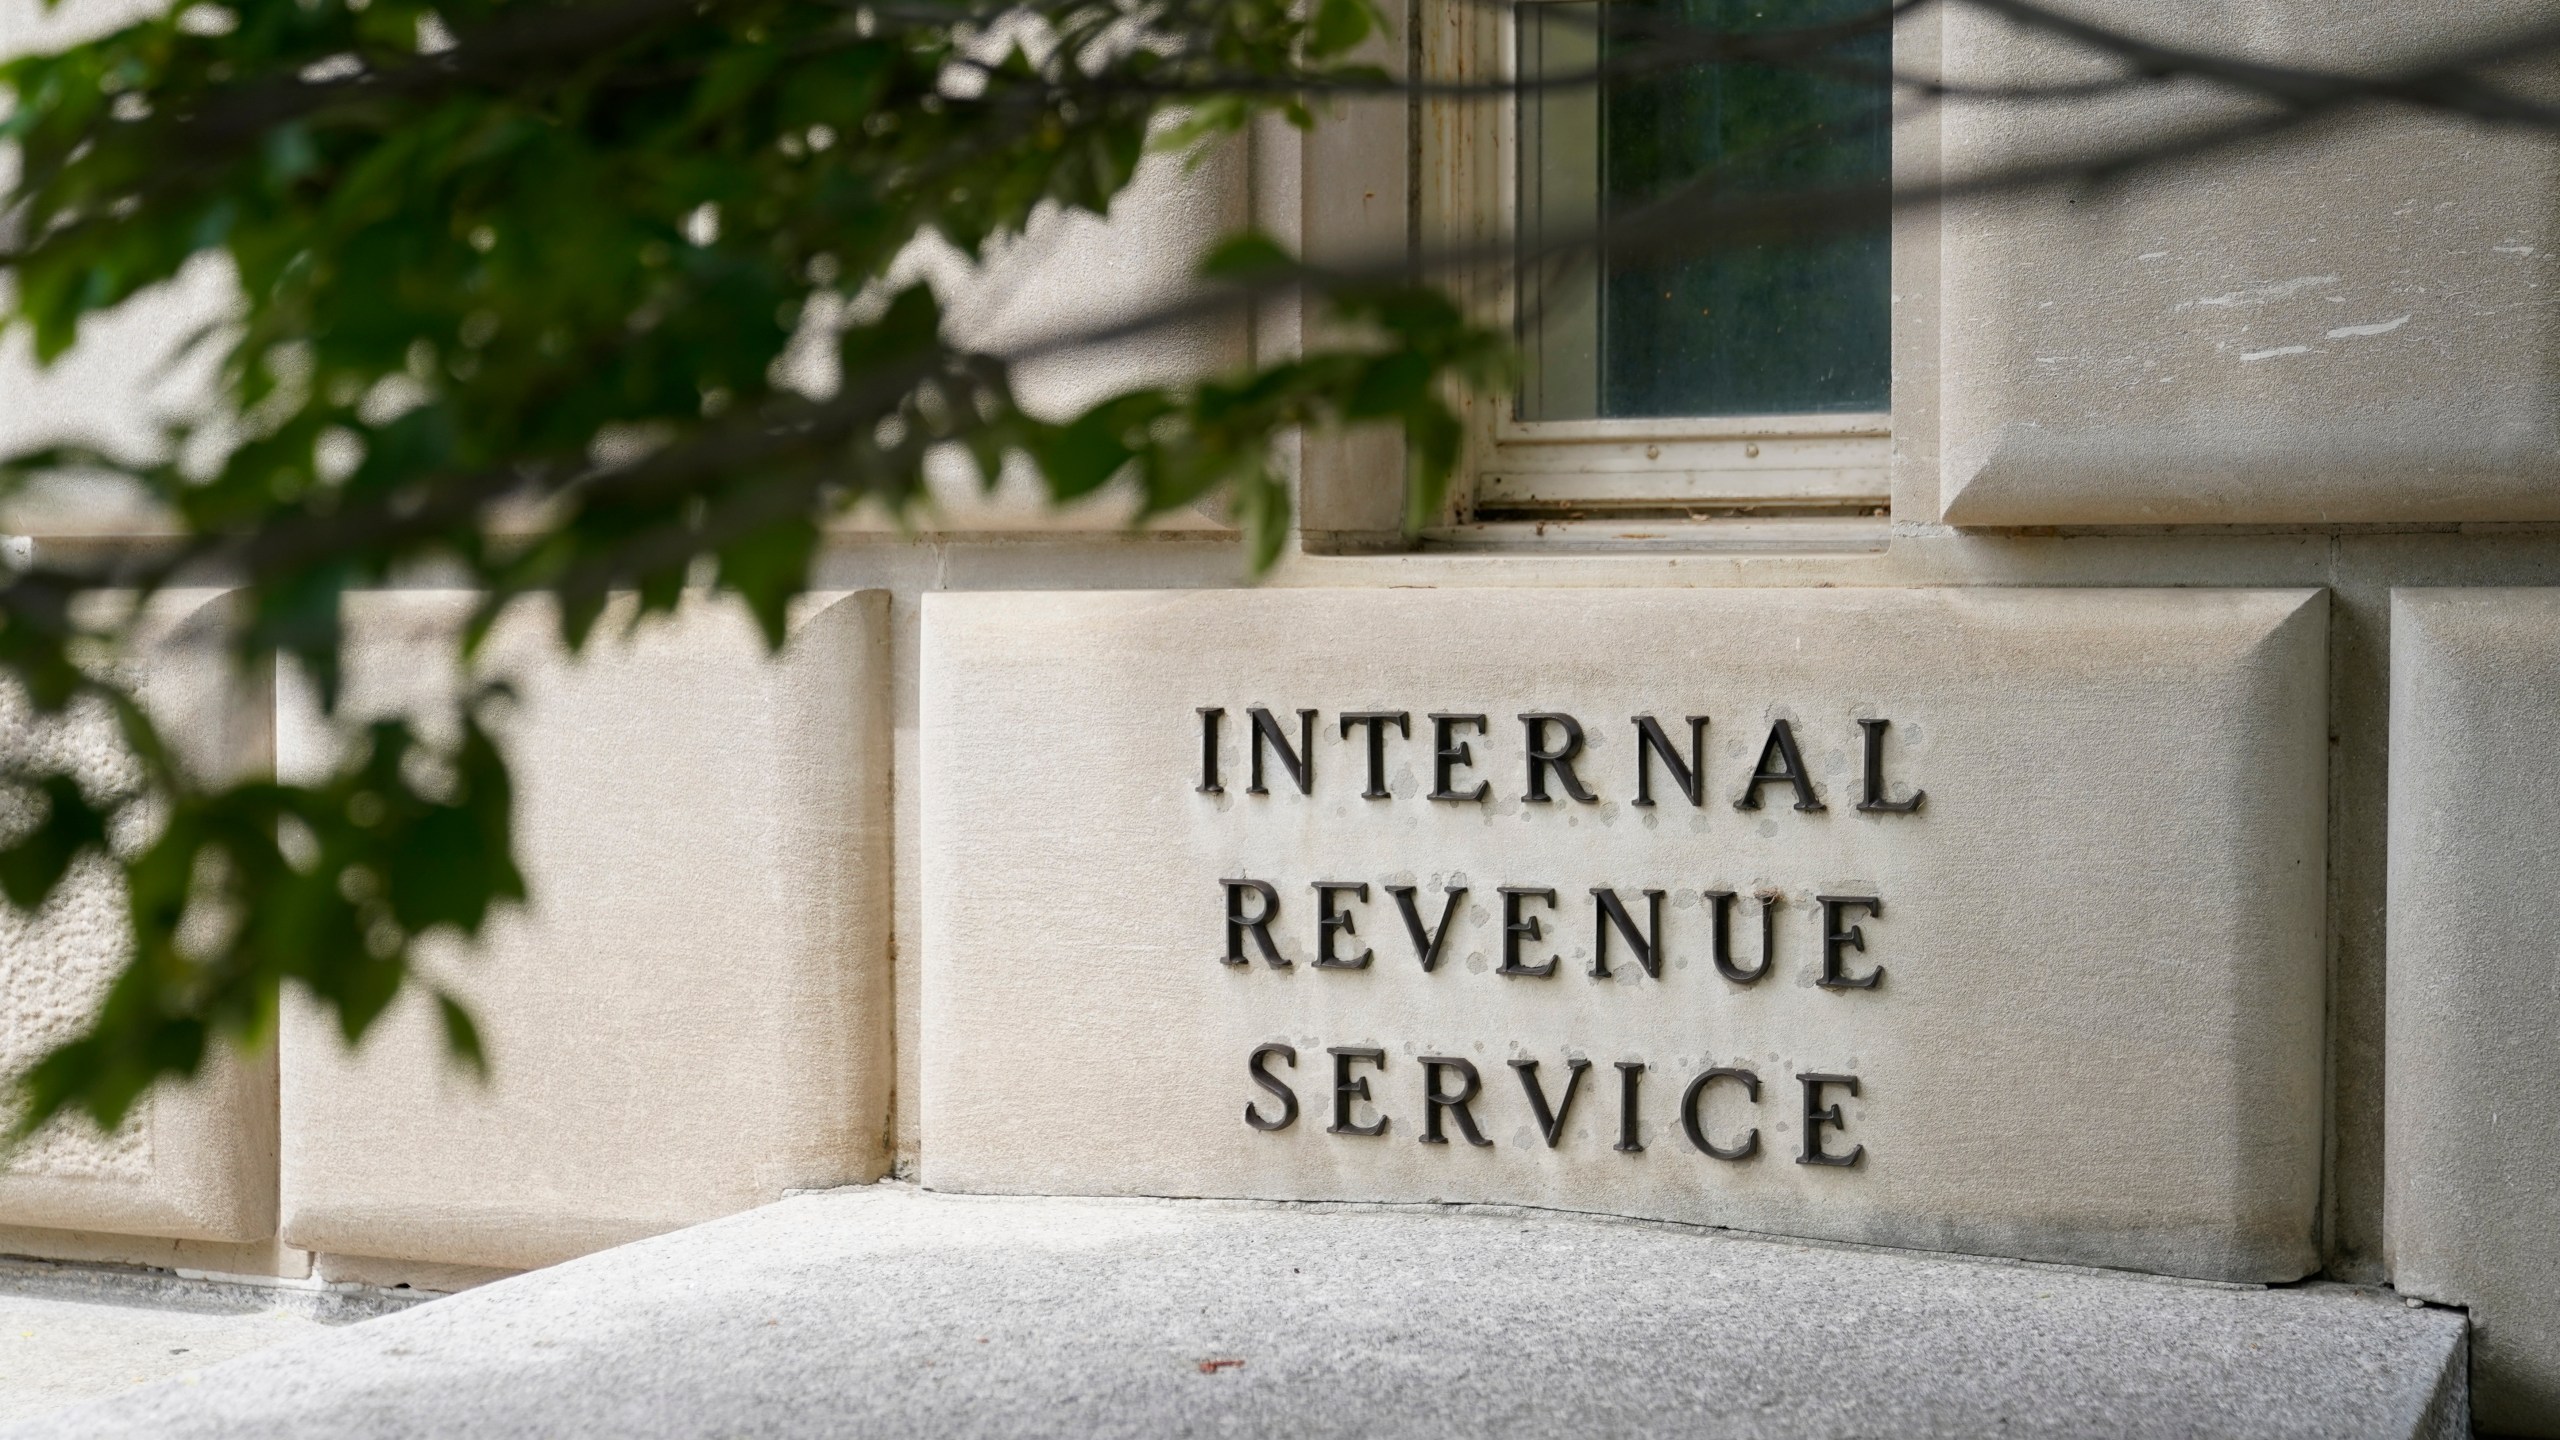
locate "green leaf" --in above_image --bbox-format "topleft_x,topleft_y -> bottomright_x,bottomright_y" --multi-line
1043,393 -> 1173,500
1403,403 -> 1464,535
384,804 -> 499,933
1196,232 -> 1296,283
714,515 -> 820,650
329,953 -> 408,1045
263,123 -> 320,186
0,0 -> 1517,1140
1346,350 -> 1433,419
0,775 -> 109,911
686,45 -> 785,129
434,991 -> 489,1081
1309,0 -> 1376,57
1234,469 -> 1291,573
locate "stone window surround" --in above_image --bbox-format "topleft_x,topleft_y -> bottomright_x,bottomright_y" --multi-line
1280,0 -> 1917,555
1421,0 -> 1892,532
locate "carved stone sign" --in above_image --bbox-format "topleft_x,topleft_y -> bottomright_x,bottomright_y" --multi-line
921,587 -> 2327,1281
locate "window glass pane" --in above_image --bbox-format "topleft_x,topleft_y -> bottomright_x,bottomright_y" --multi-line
1519,2 -> 1604,422
1517,0 -> 1889,421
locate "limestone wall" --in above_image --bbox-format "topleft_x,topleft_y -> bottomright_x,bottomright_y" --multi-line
10,0 -> 2560,1430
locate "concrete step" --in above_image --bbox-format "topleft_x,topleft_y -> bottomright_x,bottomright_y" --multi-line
3,1186 -> 2467,1439
0,1257 -> 422,1426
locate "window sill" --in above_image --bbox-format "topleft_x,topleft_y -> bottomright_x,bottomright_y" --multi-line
1473,427 -> 1890,514
1418,514 -> 1891,555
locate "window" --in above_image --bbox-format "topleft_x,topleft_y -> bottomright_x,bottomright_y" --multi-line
1420,0 -> 1893,543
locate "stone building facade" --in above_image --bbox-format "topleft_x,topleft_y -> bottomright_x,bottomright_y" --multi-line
7,0 -> 2560,1432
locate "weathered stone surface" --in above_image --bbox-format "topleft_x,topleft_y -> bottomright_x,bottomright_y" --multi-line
2386,587 -> 2560,1436
0,1288 -> 325,1426
0,1227 -> 301,1280
0,590 -> 275,1244
920,586 -> 2328,1281
276,590 -> 893,1272
1933,2 -> 2560,526
0,222 -> 224,535
1,1187 -> 2470,1440
852,135 -> 1244,532
0,1253 -> 415,1425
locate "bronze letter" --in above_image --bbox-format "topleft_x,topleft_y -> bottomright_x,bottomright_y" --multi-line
1246,1044 -> 1299,1131
1313,881 -> 1374,969
1734,719 -> 1825,812
1615,1061 -> 1646,1153
1428,713 -> 1492,803
1855,718 -> 1924,814
1327,1047 -> 1389,1136
1222,879 -> 1286,968
1387,885 -> 1467,973
1797,1073 -> 1864,1167
1197,707 -> 1225,794
1680,1067 -> 1760,1161
1590,886 -> 1665,979
1520,712 -> 1599,804
1419,1057 -> 1494,1147
1340,711 -> 1411,801
1497,887 -> 1560,978
1632,715 -> 1709,807
1248,706 -> 1316,796
1510,1057 -> 1591,1148
1704,890 -> 1778,985
1816,895 -> 1883,990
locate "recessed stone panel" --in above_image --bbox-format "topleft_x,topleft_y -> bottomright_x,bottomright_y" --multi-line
1934,4 -> 2560,526
278,590 -> 892,1272
920,586 -> 2328,1282
0,590 -> 277,1243
2387,588 -> 2560,1435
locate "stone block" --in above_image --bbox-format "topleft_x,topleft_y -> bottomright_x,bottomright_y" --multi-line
0,249 -> 226,539
858,135 -> 1246,532
937,139 -> 1248,424
920,586 -> 2329,1282
277,590 -> 892,1272
2386,587 -> 2560,1435
0,1226 -> 303,1279
2,0 -> 209,537
1934,2 -> 2560,525
0,590 -> 276,1244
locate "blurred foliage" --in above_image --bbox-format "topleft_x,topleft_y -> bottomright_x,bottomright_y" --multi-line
0,0 -> 1509,1138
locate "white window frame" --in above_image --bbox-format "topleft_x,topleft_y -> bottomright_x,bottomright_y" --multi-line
1413,0 -> 1891,539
